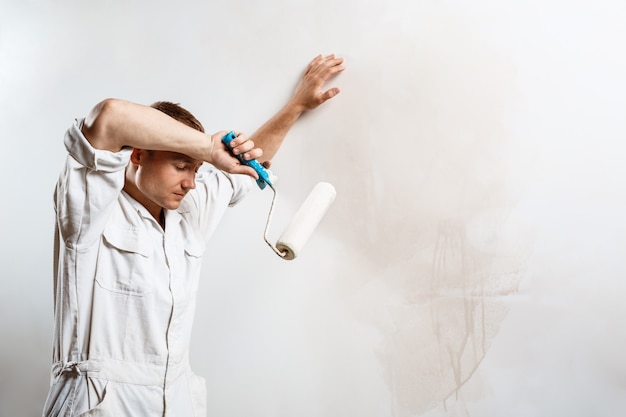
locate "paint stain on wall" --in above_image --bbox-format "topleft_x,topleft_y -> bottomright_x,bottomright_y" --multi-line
308,8 -> 535,416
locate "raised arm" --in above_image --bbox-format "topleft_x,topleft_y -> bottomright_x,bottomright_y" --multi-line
82,99 -> 214,158
81,98 -> 261,178
228,54 -> 345,162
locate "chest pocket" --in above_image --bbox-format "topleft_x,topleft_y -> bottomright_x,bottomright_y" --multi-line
96,225 -> 155,296
181,237 -> 205,295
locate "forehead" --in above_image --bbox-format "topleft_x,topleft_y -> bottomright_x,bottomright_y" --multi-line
151,150 -> 202,167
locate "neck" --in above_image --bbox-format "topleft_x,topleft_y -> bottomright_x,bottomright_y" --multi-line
124,169 -> 164,227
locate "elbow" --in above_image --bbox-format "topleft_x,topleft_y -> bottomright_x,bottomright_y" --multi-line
82,98 -> 125,151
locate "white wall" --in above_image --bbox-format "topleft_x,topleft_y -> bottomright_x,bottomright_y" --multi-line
2,0 -> 626,416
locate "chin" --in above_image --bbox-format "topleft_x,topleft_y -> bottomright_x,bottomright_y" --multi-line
161,200 -> 182,210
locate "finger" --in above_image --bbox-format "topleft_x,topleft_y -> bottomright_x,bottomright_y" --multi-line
262,160 -> 272,169
230,137 -> 255,156
321,54 -> 343,67
321,58 -> 345,75
231,141 -> 255,156
227,132 -> 247,148
306,54 -> 324,72
321,87 -> 340,102
306,54 -> 340,76
231,164 -> 259,180
242,147 -> 263,161
311,60 -> 345,83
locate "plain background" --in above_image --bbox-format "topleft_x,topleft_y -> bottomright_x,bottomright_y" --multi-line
1,0 -> 626,416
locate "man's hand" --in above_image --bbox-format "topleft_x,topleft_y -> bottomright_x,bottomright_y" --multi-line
208,131 -> 264,179
289,54 -> 345,112
243,53 -> 345,162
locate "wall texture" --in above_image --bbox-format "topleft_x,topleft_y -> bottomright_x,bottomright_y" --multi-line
1,0 -> 625,416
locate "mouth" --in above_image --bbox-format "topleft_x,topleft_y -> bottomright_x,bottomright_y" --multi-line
173,192 -> 186,200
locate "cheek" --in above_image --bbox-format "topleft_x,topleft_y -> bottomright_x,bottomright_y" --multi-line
138,166 -> 168,191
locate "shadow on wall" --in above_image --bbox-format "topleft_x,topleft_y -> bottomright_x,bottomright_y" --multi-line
301,14 -> 534,416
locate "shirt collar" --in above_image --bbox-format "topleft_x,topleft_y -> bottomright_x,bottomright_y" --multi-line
121,190 -> 184,230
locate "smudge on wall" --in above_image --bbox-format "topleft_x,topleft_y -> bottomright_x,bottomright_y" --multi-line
304,6 -> 537,415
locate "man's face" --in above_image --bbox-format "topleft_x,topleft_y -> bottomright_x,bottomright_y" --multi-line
133,150 -> 202,211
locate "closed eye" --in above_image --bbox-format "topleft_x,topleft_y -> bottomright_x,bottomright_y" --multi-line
173,157 -> 202,173
174,164 -> 202,175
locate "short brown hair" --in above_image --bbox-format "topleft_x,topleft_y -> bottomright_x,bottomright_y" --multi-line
150,101 -> 205,133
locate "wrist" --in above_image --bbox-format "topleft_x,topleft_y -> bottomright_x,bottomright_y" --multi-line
205,133 -> 216,164
284,98 -> 308,118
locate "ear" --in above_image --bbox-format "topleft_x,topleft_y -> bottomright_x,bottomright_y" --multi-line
130,148 -> 145,165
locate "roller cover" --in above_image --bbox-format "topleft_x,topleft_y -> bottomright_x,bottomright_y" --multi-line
276,182 -> 337,260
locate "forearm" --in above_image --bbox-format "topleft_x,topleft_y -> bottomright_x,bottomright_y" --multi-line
248,54 -> 345,162
82,98 -> 213,161
249,99 -> 306,162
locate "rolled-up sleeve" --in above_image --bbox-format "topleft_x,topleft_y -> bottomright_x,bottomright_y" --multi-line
65,118 -> 132,172
56,118 -> 132,248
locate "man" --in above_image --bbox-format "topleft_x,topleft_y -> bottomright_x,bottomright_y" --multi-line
43,54 -> 345,417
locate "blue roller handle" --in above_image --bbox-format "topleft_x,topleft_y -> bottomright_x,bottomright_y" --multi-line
221,131 -> 273,190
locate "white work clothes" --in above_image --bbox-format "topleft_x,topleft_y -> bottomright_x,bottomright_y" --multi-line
42,119 -> 253,417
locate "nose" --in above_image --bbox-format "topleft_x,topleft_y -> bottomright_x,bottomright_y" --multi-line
182,173 -> 196,190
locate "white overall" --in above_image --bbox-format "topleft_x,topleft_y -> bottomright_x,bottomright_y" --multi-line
42,119 -> 252,416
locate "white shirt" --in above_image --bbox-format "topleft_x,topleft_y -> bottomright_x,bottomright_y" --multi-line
43,119 -> 253,417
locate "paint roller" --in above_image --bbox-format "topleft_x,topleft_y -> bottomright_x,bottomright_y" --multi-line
222,131 -> 336,260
